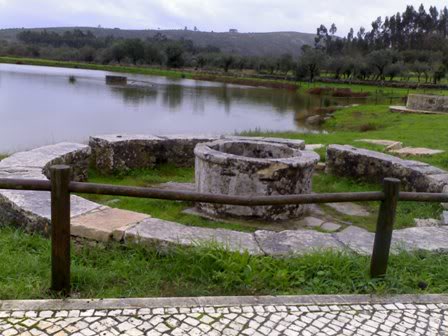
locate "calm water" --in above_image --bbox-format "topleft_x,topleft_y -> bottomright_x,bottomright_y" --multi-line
0,63 -> 384,153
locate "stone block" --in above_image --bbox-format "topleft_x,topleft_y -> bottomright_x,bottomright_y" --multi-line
71,207 -> 150,241
124,218 -> 263,255
254,229 -> 342,256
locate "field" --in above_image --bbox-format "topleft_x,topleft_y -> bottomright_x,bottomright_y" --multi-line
1,66 -> 448,299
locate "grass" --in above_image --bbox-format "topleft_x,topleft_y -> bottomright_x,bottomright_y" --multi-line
83,166 -> 261,232
84,163 -> 441,233
242,104 -> 448,170
313,173 -> 442,231
1,226 -> 448,299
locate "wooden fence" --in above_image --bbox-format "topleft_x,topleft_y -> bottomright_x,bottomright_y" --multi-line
1,164 -> 448,295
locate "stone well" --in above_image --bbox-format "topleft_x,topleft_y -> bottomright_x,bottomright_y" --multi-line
194,139 -> 320,220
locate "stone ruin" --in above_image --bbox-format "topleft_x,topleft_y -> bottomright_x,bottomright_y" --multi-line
390,94 -> 448,114
194,138 -> 320,220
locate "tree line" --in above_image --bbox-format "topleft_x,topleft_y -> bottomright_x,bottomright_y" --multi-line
297,4 -> 448,83
0,29 -> 296,75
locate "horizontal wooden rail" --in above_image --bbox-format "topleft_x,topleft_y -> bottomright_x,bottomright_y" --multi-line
69,181 -> 385,205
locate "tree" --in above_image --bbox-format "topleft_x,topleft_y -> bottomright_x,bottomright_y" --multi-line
296,47 -> 327,81
367,49 -> 397,80
220,55 -> 235,72
165,44 -> 184,68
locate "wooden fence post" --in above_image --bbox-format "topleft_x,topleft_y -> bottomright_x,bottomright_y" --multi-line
50,165 -> 71,294
370,177 -> 400,278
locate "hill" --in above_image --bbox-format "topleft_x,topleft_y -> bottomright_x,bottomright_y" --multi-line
0,27 -> 316,57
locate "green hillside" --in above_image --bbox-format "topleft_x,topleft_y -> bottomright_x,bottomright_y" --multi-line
0,27 -> 315,57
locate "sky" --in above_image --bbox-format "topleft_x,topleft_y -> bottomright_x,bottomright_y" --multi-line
0,0 -> 447,36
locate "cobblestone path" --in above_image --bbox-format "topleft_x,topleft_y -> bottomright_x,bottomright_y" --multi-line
0,296 -> 447,335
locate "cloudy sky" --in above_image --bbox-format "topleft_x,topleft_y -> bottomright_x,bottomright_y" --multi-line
0,0 -> 446,35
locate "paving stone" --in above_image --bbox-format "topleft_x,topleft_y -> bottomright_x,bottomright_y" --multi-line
320,222 -> 342,232
414,218 -> 441,227
441,211 -> 448,225
305,144 -> 324,151
356,139 -> 403,149
124,217 -> 263,255
295,216 -> 324,228
335,226 -> 374,255
254,229 -> 343,256
390,147 -> 444,156
71,207 -> 149,242
153,182 -> 196,192
392,226 -> 448,252
327,202 -> 370,217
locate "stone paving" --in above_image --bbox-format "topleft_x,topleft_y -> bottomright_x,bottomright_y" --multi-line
0,295 -> 447,335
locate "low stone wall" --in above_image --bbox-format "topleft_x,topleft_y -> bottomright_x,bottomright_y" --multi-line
0,143 -> 99,234
89,134 -> 306,173
407,94 -> 448,113
326,145 -> 448,192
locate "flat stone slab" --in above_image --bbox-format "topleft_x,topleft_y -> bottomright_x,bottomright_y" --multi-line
296,216 -> 324,228
390,105 -> 448,115
320,222 -> 342,232
124,218 -> 263,255
393,227 -> 448,252
305,144 -> 324,151
71,207 -> 150,241
155,182 -> 196,192
356,139 -> 403,149
254,229 -> 343,256
414,218 -> 441,227
442,211 -> 448,225
327,202 -> 370,217
335,226 -> 375,255
390,147 -> 445,156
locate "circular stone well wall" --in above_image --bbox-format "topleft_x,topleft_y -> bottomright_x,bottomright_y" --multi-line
194,139 -> 320,220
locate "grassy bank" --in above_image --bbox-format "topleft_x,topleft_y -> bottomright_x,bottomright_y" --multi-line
1,226 -> 447,299
1,56 -> 447,95
0,56 -> 187,79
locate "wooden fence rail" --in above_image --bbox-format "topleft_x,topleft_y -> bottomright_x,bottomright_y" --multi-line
0,165 -> 447,294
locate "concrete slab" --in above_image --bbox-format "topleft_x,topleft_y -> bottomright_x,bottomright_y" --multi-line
71,207 -> 150,241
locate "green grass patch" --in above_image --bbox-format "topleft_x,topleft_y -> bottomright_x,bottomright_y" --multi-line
1,226 -> 448,299
83,166 -> 258,232
242,104 -> 448,170
313,173 -> 442,231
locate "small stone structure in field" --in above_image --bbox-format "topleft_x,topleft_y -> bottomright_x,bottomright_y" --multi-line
194,139 -> 319,220
390,94 -> 448,114
105,75 -> 127,85
326,144 -> 448,192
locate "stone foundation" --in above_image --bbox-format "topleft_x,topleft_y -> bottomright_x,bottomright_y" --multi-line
195,139 -> 319,220
326,144 -> 448,192
89,134 -> 306,173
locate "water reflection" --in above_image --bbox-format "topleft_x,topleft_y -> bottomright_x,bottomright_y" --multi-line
0,63 -> 403,153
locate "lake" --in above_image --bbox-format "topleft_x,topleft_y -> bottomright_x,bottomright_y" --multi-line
0,63 -> 390,153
